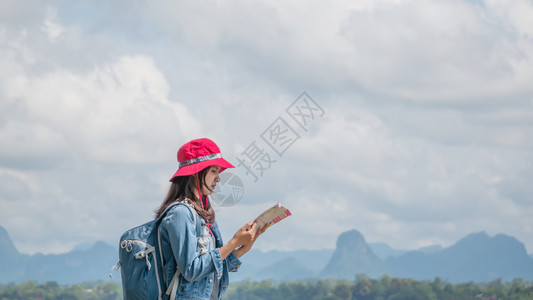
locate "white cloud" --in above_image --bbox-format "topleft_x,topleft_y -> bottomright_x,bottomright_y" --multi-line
1,52 -> 199,164
42,7 -> 63,42
242,101 -> 533,251
486,0 -> 533,37
143,0 -> 533,103
0,16 -> 204,253
1,0 -> 532,256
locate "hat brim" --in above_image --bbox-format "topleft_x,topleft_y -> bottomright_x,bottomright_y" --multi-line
169,158 -> 235,181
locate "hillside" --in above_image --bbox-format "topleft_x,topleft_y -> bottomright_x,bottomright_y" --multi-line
0,226 -> 118,284
2,225 -> 533,284
320,229 -> 388,279
387,231 -> 533,283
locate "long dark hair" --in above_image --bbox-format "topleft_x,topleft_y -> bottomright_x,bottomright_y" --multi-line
155,167 -> 215,222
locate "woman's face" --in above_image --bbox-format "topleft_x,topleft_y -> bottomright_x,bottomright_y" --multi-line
202,165 -> 221,195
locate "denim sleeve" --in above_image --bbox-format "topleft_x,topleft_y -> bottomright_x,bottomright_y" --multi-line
225,251 -> 242,272
161,205 -> 223,282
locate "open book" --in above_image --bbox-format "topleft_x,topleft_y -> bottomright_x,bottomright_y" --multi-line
254,203 -> 291,231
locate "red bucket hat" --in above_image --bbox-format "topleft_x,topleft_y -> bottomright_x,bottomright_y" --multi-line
169,138 -> 235,181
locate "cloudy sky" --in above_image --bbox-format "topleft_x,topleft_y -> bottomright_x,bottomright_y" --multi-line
1,0 -> 532,257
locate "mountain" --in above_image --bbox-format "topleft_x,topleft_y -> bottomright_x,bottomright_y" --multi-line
320,229 -> 388,279
320,230 -> 533,282
368,243 -> 442,261
0,226 -> 118,284
387,231 -> 533,283
3,225 -> 533,284
72,241 -> 99,251
418,244 -> 443,254
0,226 -> 30,282
252,257 -> 315,281
0,226 -> 19,258
369,242 -> 407,260
231,248 -> 333,281
22,241 -> 118,284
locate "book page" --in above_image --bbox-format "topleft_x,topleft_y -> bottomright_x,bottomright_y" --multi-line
254,203 -> 292,231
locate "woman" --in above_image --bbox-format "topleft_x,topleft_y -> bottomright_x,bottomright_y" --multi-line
155,138 -> 265,300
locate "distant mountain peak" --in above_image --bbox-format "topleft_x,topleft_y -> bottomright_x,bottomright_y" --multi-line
452,231 -> 527,256
388,231 -> 533,283
337,229 -> 366,248
464,231 -> 489,240
0,225 -> 19,257
321,229 -> 388,279
337,229 -> 370,252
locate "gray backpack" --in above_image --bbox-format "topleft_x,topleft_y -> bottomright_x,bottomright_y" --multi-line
110,201 -> 197,300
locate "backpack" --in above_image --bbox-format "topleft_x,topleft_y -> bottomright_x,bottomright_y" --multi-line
110,200 -> 197,300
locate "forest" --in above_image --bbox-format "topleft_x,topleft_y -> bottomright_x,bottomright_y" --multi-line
1,276 -> 533,300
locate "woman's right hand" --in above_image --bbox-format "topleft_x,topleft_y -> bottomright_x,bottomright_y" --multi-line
231,221 -> 257,247
219,221 -> 257,260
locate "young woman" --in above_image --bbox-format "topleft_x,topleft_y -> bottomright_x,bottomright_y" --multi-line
155,138 -> 265,300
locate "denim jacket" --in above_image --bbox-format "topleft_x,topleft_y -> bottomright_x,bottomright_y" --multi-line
159,203 -> 242,300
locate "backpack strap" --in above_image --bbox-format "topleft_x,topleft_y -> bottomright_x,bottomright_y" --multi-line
156,199 -> 198,299
157,199 -> 197,269
167,271 -> 180,300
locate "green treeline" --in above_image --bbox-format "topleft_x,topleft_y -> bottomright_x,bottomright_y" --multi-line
225,276 -> 533,300
0,281 -> 121,300
1,277 -> 533,300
